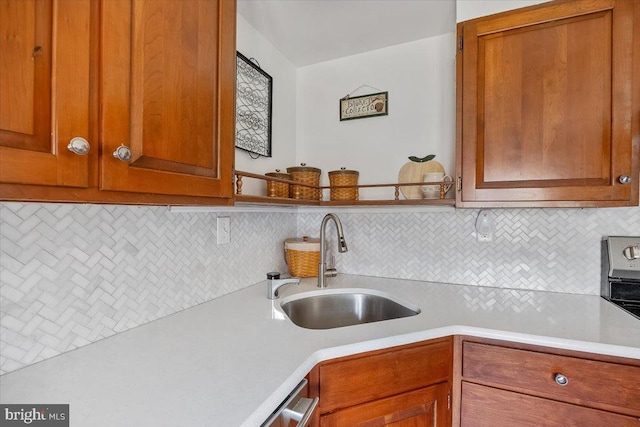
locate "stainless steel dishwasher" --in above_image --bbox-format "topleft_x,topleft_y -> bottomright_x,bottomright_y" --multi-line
261,379 -> 319,427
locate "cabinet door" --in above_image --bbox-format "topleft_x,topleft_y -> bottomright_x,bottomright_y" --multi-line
319,338 -> 452,414
0,0 -> 90,187
461,382 -> 639,427
321,383 -> 449,427
100,0 -> 235,198
456,0 -> 639,207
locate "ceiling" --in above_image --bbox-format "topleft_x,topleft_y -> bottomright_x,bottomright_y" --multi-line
237,0 -> 456,67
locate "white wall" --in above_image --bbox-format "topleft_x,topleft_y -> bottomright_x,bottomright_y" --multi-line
456,0 -> 552,22
235,14 -> 298,195
296,33 -> 456,200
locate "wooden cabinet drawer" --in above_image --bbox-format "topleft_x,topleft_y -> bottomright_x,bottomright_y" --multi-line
462,342 -> 640,416
461,382 -> 640,427
319,338 -> 451,413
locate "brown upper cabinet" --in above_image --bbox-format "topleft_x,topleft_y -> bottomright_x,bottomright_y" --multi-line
456,0 -> 640,207
0,0 -> 91,188
0,0 -> 236,205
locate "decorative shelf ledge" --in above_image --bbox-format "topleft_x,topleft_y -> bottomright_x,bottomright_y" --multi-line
233,170 -> 456,209
170,202 -> 455,214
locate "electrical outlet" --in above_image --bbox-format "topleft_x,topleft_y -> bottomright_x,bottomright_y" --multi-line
477,231 -> 493,242
475,210 -> 494,243
217,217 -> 230,245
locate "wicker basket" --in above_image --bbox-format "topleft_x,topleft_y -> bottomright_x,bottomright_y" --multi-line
284,236 -> 320,277
287,164 -> 321,200
329,167 -> 359,201
265,170 -> 290,198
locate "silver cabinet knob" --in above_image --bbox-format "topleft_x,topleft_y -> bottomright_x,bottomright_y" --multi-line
554,373 -> 569,386
619,175 -> 631,184
67,137 -> 90,155
113,144 -> 132,162
623,245 -> 640,261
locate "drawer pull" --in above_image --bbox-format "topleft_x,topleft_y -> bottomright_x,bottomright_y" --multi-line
554,373 -> 569,386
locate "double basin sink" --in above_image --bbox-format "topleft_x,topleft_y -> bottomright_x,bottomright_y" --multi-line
280,289 -> 420,330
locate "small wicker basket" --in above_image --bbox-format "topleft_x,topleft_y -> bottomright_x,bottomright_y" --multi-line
284,236 -> 320,277
329,167 -> 359,201
265,170 -> 290,198
287,164 -> 321,200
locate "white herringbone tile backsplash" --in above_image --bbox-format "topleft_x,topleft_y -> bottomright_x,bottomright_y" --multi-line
1,203 -> 639,374
0,203 -> 296,374
297,207 -> 640,294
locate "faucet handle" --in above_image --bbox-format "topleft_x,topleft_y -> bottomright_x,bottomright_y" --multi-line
325,267 -> 338,278
267,272 -> 281,280
327,254 -> 336,270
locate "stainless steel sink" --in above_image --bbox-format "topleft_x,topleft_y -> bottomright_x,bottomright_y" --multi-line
281,290 -> 420,329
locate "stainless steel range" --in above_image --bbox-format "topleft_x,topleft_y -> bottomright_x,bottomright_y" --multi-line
602,236 -> 640,319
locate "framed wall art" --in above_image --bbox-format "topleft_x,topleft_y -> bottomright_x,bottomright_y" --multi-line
235,52 -> 273,157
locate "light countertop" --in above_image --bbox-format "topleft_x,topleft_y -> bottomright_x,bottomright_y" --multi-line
1,275 -> 639,426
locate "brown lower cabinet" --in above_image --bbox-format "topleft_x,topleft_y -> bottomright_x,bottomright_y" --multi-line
308,337 -> 453,427
456,338 -> 640,427
322,382 -> 449,427
305,336 -> 640,427
461,382 -> 639,427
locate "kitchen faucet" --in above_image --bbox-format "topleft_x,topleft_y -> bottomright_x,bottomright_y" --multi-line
318,213 -> 348,288
266,272 -> 300,299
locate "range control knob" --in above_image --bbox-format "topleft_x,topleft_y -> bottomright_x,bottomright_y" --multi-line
623,245 -> 640,261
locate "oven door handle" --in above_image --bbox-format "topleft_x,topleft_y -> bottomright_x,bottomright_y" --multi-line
262,378 -> 319,427
284,395 -> 319,427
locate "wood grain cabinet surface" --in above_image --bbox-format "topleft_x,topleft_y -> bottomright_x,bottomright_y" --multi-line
321,382 -> 449,427
0,0 -> 91,188
308,337 -> 453,427
461,382 -> 640,427
457,339 -> 640,426
456,0 -> 640,207
0,0 -> 236,205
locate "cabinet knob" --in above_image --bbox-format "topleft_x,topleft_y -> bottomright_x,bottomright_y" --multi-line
67,137 -> 90,155
554,373 -> 569,386
619,175 -> 631,184
113,144 -> 132,162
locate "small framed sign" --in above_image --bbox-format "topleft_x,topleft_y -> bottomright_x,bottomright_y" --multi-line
340,91 -> 388,121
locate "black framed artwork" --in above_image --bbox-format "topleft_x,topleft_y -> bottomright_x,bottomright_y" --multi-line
235,52 -> 273,157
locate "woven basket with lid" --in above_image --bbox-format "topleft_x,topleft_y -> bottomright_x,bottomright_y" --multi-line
329,167 -> 359,201
284,236 -> 320,277
287,163 -> 321,200
265,169 -> 290,198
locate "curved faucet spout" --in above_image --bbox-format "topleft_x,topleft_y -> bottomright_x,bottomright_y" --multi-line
318,213 -> 348,288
